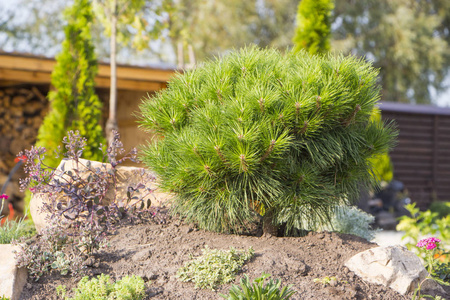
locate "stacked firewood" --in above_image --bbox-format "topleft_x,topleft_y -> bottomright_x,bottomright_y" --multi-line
0,86 -> 49,217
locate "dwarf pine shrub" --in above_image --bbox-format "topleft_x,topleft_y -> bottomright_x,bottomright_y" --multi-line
139,46 -> 396,235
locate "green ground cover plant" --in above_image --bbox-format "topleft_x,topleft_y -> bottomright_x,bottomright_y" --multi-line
1,194 -> 36,244
177,246 -> 255,290
56,274 -> 146,300
221,273 -> 295,300
0,217 -> 35,244
139,46 -> 397,235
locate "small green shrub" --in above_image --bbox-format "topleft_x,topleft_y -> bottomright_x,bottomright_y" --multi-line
177,246 -> 255,290
397,203 -> 450,264
0,217 -> 36,244
139,46 -> 397,236
429,201 -> 450,220
434,262 -> 450,283
306,205 -> 379,241
59,274 -> 146,300
221,273 -> 296,300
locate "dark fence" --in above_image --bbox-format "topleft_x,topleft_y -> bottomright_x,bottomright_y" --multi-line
380,102 -> 450,209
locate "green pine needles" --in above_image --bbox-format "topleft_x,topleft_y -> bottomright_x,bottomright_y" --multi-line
36,0 -> 105,168
292,0 -> 334,55
138,46 -> 397,235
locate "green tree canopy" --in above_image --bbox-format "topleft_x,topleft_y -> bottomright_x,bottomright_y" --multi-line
332,0 -> 450,104
1,0 -> 449,105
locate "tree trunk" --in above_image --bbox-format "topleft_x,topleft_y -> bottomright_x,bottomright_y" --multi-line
177,41 -> 184,69
262,209 -> 278,237
106,0 -> 119,145
187,44 -> 196,69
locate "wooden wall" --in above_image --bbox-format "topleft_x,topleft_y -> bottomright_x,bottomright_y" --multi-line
380,102 -> 450,209
97,88 -> 159,155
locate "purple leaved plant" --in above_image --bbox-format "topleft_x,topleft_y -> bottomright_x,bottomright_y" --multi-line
15,130 -> 157,280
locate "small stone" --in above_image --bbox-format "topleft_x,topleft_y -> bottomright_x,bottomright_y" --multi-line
297,261 -> 309,276
148,273 -> 158,281
132,249 -> 152,262
329,278 -> 338,287
83,257 -> 96,267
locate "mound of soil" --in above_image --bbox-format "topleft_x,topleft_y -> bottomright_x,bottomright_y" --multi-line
19,211 -> 449,300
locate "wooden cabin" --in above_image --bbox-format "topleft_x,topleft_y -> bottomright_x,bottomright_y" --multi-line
0,52 -> 175,165
0,52 -> 175,205
380,102 -> 450,209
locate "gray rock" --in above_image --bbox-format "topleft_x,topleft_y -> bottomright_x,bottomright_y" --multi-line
345,245 -> 445,295
0,244 -> 27,300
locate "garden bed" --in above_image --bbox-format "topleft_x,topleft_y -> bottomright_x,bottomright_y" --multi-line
19,209 -> 449,300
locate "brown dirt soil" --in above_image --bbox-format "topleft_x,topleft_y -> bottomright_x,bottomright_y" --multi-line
19,210 -> 449,300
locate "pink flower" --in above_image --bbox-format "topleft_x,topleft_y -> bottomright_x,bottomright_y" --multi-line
428,237 -> 441,243
0,194 -> 9,200
416,240 -> 427,248
417,237 -> 441,250
426,242 -> 437,250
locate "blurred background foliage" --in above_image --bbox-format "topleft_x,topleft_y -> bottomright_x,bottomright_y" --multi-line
0,0 -> 449,105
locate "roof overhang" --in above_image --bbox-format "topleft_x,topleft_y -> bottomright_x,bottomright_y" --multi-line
0,52 -> 177,91
379,101 -> 450,116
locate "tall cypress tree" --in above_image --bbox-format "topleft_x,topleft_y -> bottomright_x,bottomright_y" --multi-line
292,0 -> 334,55
36,0 -> 105,167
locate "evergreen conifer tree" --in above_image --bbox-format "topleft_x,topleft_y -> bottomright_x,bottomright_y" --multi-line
293,0 -> 334,55
36,0 -> 105,167
139,47 -> 397,236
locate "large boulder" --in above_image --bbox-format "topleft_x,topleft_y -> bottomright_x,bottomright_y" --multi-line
30,158 -> 173,233
0,244 -> 27,300
345,245 -> 445,295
